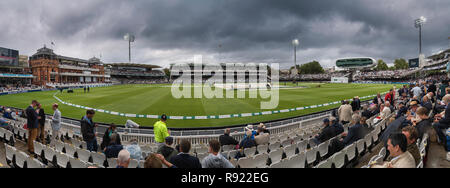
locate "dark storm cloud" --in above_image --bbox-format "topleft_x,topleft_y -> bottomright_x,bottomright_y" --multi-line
0,0 -> 449,68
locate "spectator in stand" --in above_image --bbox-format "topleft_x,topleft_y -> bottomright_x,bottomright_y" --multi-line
360,116 -> 373,134
421,95 -> 432,112
373,93 -> 384,105
126,139 -> 142,160
169,140 -> 202,168
50,103 -> 61,147
411,83 -> 422,98
254,126 -> 270,145
396,102 -> 408,119
145,153 -> 176,168
401,126 -> 421,166
104,133 -> 124,158
100,124 -> 117,150
239,130 -> 257,149
340,114 -> 366,146
428,80 -> 437,96
219,128 -> 239,146
81,110 -> 98,152
385,89 -> 395,106
26,100 -> 39,154
438,80 -> 448,100
331,116 -> 344,136
116,149 -> 131,168
157,136 -> 179,161
351,96 -> 361,112
154,114 -> 170,148
380,101 -> 392,120
361,104 -> 372,119
413,107 -> 432,139
433,94 -> 450,144
371,133 -> 415,168
201,140 -> 234,168
258,123 -> 270,134
338,100 -> 353,125
36,103 -> 46,144
398,85 -> 409,97
312,118 -> 334,145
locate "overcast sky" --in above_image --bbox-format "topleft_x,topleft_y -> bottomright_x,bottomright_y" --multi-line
1,0 -> 449,69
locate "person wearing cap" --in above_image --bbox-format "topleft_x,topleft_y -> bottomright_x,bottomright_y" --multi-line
330,116 -> 344,137
312,118 -> 334,145
154,114 -> 170,148
157,136 -> 179,161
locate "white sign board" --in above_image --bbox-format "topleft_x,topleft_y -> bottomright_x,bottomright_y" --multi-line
331,77 -> 348,83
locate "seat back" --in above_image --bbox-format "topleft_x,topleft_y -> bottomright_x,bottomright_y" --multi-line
76,148 -> 91,163
91,152 -> 106,167
284,144 -> 296,159
56,152 -> 70,168
286,152 -> 306,168
332,151 -> 346,168
69,157 -> 88,168
269,149 -> 283,164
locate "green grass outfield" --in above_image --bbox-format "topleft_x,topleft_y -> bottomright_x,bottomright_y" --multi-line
0,83 -> 399,128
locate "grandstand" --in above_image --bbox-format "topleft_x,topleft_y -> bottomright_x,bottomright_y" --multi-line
107,63 -> 168,84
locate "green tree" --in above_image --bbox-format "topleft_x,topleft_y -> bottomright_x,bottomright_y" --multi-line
393,58 -> 409,70
375,59 -> 389,71
291,61 -> 324,74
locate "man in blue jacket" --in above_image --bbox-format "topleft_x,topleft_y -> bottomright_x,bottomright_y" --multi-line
26,100 -> 39,154
81,110 -> 98,152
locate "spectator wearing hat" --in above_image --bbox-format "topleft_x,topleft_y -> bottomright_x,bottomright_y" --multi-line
154,114 -> 170,148
219,128 -> 239,146
157,136 -> 179,161
330,116 -> 344,137
312,118 -> 334,145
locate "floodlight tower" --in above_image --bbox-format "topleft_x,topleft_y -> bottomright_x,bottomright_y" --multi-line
124,33 -> 135,63
292,39 -> 299,68
415,16 -> 427,54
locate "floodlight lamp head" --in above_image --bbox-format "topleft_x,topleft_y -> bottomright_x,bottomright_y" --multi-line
292,39 -> 299,46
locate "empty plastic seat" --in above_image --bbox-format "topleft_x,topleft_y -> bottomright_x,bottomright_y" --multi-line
281,139 -> 291,147
284,144 -> 296,159
0,127 -> 5,139
56,152 -> 70,168
285,152 -> 306,168
253,153 -> 269,168
129,159 -> 139,168
244,147 -> 257,158
364,134 -> 373,149
5,143 -> 16,165
306,147 -> 318,165
107,158 -> 118,168
91,152 -> 106,167
318,141 -> 329,158
54,141 -> 65,153
332,151 -> 346,168
316,158 -> 333,168
195,147 -> 209,154
228,150 -> 238,160
69,157 -> 88,168
64,143 -> 77,157
269,149 -> 283,164
356,140 -> 365,155
197,153 -> 209,162
269,142 -> 281,152
71,139 -> 82,148
44,146 -> 56,164
76,148 -> 91,163
269,161 -> 284,168
257,145 -> 269,154
344,144 -> 357,162
238,157 -> 254,168
222,145 -> 235,152
26,157 -> 45,168
15,150 -> 28,168
297,140 -> 307,152
81,141 -> 88,150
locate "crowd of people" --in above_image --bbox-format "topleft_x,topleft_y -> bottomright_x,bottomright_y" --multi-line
353,69 -> 420,81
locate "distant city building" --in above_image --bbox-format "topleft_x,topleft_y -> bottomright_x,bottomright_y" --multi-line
29,46 -> 106,86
